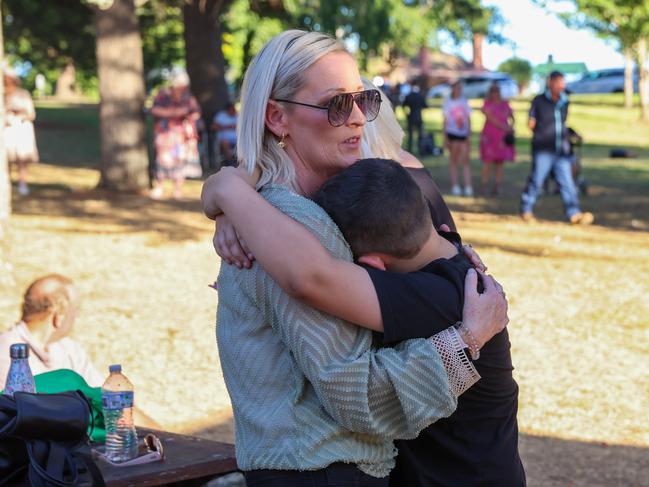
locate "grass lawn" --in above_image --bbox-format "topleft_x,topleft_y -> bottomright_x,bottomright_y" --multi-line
1,94 -> 648,486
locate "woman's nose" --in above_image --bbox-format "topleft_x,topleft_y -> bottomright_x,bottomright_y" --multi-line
347,99 -> 366,127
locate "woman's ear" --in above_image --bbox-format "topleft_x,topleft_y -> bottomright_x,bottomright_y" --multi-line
265,100 -> 288,138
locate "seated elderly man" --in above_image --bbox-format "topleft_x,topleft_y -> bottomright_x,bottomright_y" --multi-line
0,274 -> 104,388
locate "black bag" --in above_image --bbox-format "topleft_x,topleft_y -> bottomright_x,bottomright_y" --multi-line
0,391 -> 105,487
503,132 -> 515,146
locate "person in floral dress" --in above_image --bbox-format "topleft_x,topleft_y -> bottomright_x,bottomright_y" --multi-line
150,70 -> 201,199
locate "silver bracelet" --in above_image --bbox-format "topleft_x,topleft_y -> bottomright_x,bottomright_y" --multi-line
455,321 -> 480,361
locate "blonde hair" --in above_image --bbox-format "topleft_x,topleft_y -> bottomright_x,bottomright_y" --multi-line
360,78 -> 404,161
237,30 -> 349,189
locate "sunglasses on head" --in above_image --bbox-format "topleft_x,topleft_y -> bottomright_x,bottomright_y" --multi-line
274,89 -> 382,127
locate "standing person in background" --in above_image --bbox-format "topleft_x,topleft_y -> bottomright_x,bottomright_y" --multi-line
443,82 -> 473,196
480,83 -> 515,196
361,78 -> 456,232
150,69 -> 201,200
212,102 -> 238,166
4,66 -> 39,196
520,71 -> 594,224
402,85 -> 427,155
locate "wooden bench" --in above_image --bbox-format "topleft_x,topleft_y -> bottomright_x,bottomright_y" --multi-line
96,428 -> 238,487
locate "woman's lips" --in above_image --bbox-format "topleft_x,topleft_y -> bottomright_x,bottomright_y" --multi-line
342,136 -> 360,146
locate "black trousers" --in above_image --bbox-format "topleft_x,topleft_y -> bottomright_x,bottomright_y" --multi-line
407,119 -> 423,154
244,463 -> 389,487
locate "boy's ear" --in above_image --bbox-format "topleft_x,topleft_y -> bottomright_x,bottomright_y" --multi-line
265,100 -> 289,138
357,254 -> 387,271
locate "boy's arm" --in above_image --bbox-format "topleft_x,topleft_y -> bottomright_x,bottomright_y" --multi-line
211,168 -> 384,331
365,267 -> 463,344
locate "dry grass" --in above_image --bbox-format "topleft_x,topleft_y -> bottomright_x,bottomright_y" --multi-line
1,100 -> 648,486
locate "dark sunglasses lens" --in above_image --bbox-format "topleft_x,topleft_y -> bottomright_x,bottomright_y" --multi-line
328,93 -> 354,127
357,90 -> 381,122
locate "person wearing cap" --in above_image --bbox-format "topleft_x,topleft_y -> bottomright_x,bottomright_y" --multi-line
4,65 -> 39,196
0,274 -> 104,389
149,69 -> 201,199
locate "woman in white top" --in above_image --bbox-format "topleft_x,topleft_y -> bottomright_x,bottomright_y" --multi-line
4,67 -> 39,196
443,82 -> 472,196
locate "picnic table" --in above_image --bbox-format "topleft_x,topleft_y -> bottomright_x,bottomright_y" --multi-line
96,428 -> 238,487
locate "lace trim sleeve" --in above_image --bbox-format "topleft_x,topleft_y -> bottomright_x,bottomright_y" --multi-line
428,326 -> 481,397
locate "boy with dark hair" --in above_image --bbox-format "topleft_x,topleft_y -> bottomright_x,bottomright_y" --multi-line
314,158 -> 525,487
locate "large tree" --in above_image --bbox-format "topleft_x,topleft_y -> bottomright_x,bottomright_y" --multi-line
498,57 -> 532,92
183,0 -> 232,123
0,0 -> 12,290
3,0 -> 96,96
434,0 -> 505,71
94,0 -> 149,191
543,0 -> 649,119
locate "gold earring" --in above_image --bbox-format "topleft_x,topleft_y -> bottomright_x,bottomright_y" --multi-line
277,133 -> 287,149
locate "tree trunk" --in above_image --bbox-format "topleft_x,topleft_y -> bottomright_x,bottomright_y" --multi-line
637,37 -> 649,122
472,32 -> 484,71
95,0 -> 149,192
0,2 -> 14,290
54,59 -> 78,100
0,8 -> 8,231
623,47 -> 634,109
183,0 -> 231,124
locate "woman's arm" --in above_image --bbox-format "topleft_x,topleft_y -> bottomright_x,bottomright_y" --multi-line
210,168 -> 508,348
212,168 -> 383,331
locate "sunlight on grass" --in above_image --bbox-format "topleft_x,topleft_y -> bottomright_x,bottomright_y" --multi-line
3,98 -> 648,456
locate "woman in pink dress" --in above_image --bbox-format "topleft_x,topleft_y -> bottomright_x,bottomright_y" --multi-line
480,83 -> 515,195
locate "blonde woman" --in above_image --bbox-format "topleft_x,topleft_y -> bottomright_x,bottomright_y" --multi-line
202,30 -> 508,486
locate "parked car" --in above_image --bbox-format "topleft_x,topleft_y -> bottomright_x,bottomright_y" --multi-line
565,68 -> 638,94
427,72 -> 519,100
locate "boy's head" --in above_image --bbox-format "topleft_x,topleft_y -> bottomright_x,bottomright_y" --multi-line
313,158 -> 432,262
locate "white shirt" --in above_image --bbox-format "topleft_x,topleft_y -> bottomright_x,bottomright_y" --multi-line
443,97 -> 472,137
213,111 -> 237,141
0,322 -> 105,389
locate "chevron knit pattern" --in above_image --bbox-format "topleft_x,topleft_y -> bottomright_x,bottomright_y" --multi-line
216,185 -> 458,478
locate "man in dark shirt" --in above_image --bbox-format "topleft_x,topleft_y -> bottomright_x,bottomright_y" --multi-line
314,159 -> 525,487
403,86 -> 427,155
520,71 -> 594,225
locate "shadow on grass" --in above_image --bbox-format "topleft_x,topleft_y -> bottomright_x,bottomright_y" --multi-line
11,183 -> 209,243
519,433 -> 648,487
186,412 -> 648,487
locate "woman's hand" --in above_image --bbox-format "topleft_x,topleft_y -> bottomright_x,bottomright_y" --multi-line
438,224 -> 487,272
213,214 -> 255,269
461,269 -> 509,349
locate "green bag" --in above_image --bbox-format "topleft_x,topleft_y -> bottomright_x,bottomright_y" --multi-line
33,369 -> 106,442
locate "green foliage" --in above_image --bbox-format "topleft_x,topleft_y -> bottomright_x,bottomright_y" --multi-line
498,57 -> 532,88
542,0 -> 649,49
137,1 -> 186,92
3,0 -> 96,93
222,0 -> 285,89
434,0 -> 505,43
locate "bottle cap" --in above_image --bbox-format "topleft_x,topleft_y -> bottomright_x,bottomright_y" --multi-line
109,364 -> 122,373
9,343 -> 29,359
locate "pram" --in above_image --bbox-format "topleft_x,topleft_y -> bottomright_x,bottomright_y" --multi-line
543,127 -> 588,196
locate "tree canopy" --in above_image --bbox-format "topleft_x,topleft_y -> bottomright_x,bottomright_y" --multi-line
498,57 -> 532,90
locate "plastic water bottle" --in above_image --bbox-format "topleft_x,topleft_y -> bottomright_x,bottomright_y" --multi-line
102,364 -> 138,462
4,343 -> 36,396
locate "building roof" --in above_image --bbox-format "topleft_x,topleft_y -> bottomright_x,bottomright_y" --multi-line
533,62 -> 588,76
